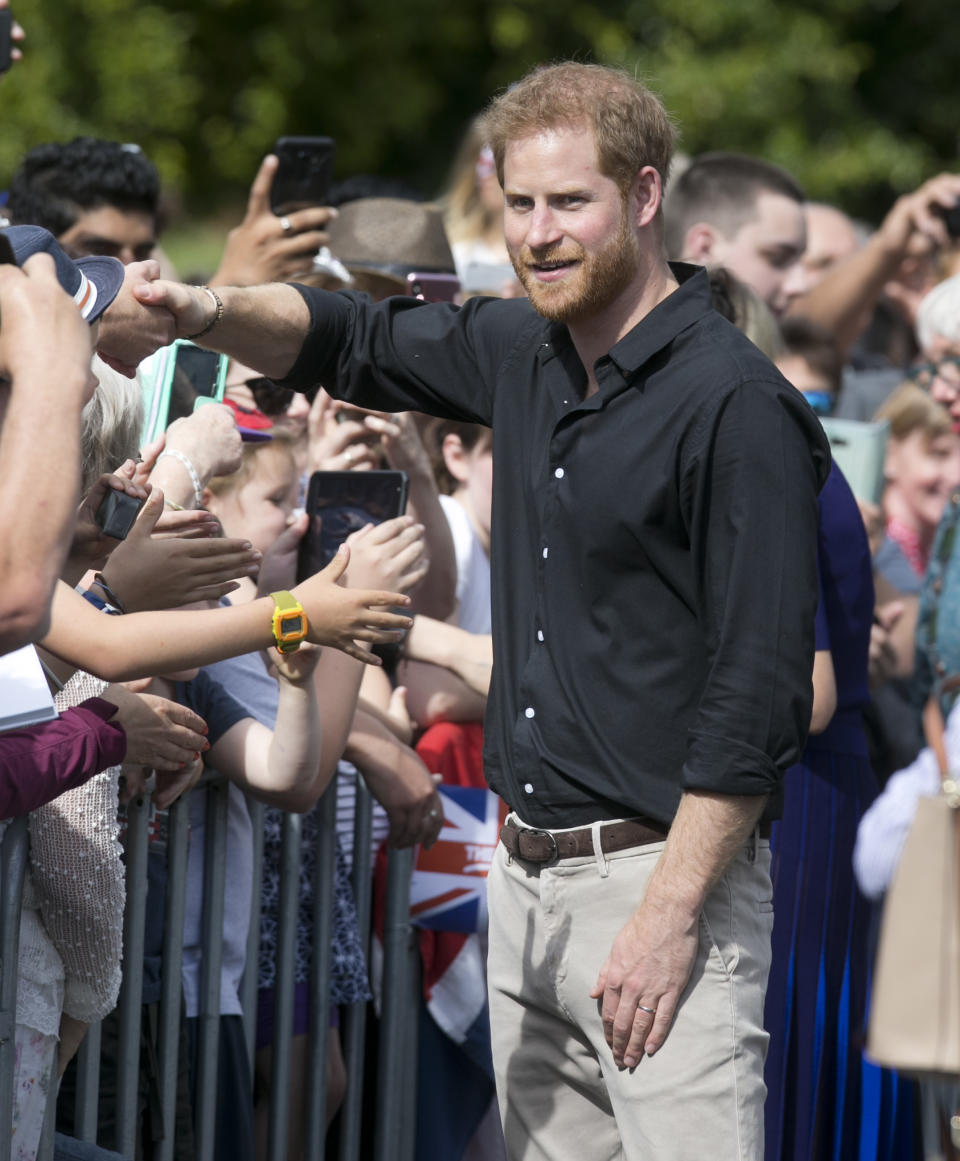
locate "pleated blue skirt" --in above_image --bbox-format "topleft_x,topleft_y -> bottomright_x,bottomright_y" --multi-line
764,732 -> 916,1161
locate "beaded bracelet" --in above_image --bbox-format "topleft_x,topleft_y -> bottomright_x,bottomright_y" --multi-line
185,286 -> 224,341
157,449 -> 204,509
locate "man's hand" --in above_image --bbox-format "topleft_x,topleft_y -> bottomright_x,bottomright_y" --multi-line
292,545 -> 412,664
97,260 -> 178,376
590,900 -> 699,1068
0,254 -> 94,394
103,682 -> 209,770
210,154 -> 337,287
101,489 -> 261,611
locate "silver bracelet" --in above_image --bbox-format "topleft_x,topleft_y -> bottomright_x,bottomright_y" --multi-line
185,286 -> 223,341
157,449 -> 204,508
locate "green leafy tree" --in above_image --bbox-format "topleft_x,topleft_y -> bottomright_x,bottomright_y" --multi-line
3,0 -> 958,224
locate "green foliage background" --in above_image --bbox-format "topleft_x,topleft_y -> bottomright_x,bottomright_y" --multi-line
2,0 -> 958,225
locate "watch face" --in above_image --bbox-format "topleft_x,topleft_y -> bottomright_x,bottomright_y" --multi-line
281,615 -> 304,637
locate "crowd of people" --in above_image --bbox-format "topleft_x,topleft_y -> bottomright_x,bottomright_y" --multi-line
2,39 -> 960,1161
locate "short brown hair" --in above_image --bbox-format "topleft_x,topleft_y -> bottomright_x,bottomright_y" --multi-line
480,62 -> 677,196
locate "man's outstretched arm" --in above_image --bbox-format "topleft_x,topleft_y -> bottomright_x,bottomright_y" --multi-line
132,278 -> 311,381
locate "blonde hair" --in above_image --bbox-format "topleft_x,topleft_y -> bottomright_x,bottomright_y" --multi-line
80,356 -> 145,493
441,118 -> 499,247
874,381 -> 954,443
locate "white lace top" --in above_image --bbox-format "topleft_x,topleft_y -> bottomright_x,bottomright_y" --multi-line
14,671 -> 125,1035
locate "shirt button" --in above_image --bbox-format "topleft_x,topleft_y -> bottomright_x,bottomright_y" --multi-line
537,629 -> 544,642
524,706 -> 535,719
524,783 -> 535,794
554,467 -> 565,479
542,547 -> 549,559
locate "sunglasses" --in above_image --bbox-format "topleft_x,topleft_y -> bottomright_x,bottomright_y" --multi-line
244,377 -> 296,417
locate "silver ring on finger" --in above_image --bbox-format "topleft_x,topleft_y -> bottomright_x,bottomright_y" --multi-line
428,808 -> 440,819
345,446 -> 357,465
279,215 -> 293,235
637,1004 -> 657,1016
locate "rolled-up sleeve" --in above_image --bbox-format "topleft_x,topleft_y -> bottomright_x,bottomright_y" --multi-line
0,697 -> 126,819
681,382 -> 822,797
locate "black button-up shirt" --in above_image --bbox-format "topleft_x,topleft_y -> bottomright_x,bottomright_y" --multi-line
282,264 -> 831,827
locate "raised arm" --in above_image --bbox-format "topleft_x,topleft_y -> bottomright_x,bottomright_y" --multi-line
41,548 -> 411,681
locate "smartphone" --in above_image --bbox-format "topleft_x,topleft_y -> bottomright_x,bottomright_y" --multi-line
297,470 -> 410,582
271,136 -> 336,215
95,489 -> 144,540
819,417 -> 889,504
939,201 -> 960,240
406,272 -> 460,304
139,340 -> 229,445
0,11 -> 12,75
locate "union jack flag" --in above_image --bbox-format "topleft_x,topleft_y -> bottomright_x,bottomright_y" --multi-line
410,785 -> 509,933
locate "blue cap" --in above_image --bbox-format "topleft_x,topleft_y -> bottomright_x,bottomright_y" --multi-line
2,224 -> 124,323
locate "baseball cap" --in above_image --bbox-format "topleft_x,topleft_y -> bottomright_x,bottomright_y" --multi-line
1,224 -> 124,323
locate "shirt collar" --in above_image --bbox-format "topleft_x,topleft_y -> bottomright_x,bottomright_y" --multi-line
537,262 -> 713,379
607,262 -> 712,377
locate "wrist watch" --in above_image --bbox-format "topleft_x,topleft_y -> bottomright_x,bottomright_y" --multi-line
269,590 -> 309,653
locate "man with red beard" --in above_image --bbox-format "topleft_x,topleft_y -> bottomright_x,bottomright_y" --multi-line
134,61 -> 830,1160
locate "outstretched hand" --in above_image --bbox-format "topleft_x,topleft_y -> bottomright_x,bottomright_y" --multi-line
345,516 -> 428,594
101,488 -> 262,611
292,543 -> 412,664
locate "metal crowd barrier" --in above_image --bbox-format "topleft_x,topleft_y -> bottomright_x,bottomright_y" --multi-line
0,769 -> 420,1161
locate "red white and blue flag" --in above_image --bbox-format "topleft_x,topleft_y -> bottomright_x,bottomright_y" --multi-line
410,784 -> 509,934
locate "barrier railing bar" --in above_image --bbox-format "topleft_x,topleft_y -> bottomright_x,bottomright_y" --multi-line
194,779 -> 229,1161
374,846 -> 415,1161
267,811 -> 301,1161
0,817 -> 28,1161
241,797 -> 266,1079
115,793 -> 150,1157
73,1020 -> 102,1142
156,793 -> 190,1161
338,777 -> 374,1161
304,786 -> 337,1160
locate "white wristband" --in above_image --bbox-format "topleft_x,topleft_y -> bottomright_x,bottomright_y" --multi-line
158,449 -> 204,509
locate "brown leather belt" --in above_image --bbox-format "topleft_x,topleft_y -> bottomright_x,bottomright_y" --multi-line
499,815 -> 771,864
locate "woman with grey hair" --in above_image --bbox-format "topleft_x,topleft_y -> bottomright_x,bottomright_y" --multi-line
910,272 -> 960,430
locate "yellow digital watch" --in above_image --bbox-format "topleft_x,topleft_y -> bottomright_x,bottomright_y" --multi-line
269,590 -> 308,654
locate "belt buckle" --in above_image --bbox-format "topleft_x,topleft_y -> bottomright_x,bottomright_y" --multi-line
521,827 -> 559,862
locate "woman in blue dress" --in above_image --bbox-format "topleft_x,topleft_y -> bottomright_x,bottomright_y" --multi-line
763,462 -> 915,1161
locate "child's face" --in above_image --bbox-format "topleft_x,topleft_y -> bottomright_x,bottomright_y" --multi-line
209,448 -> 299,557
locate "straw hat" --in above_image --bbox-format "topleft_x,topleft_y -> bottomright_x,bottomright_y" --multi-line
326,198 -> 456,286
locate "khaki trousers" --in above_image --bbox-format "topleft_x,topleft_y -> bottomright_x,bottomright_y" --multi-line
487,823 -> 773,1161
